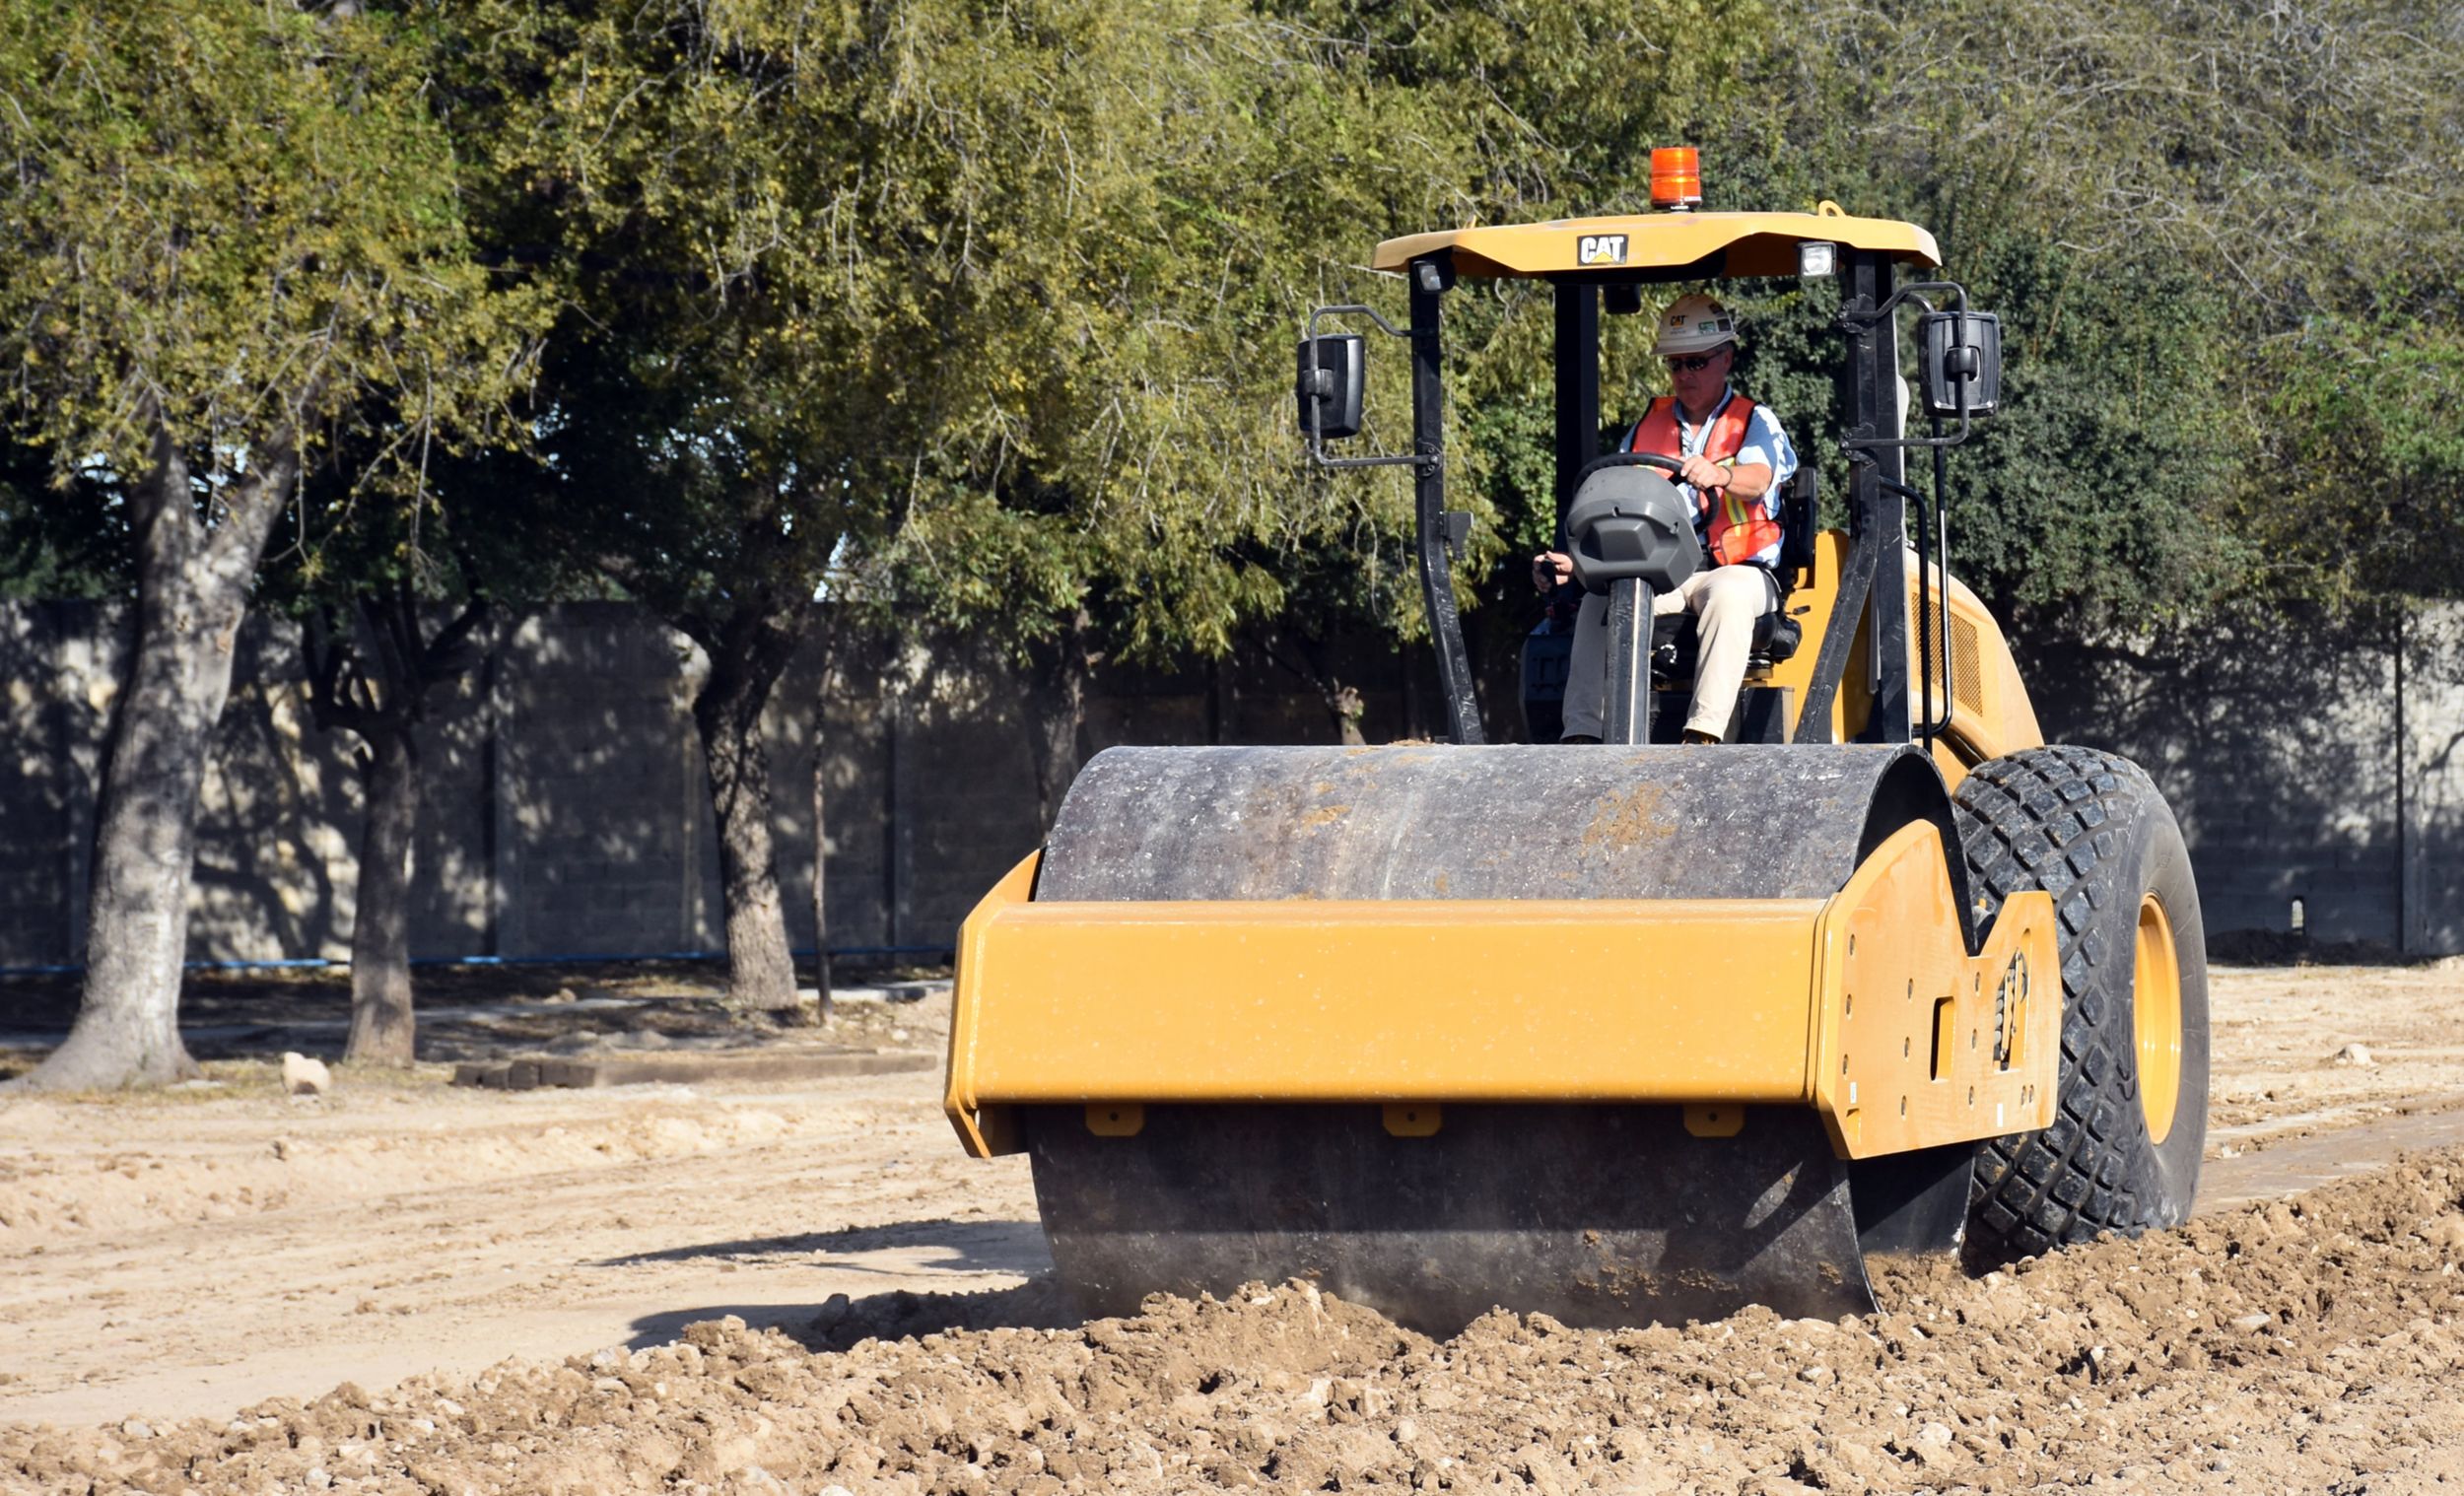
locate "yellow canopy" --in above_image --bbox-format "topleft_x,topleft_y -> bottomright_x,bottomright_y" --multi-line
1372,208 -> 1940,280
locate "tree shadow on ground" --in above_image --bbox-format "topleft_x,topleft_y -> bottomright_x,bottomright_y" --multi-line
2206,929 -> 2456,967
626,1273 -> 1082,1354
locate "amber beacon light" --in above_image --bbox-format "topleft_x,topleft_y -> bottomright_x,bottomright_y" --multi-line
1650,147 -> 1702,210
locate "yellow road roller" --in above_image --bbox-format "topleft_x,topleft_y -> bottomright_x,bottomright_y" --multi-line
943,159 -> 2208,1333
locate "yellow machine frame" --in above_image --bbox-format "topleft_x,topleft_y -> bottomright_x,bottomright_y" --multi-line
1758,534 -> 2044,788
946,829 -> 2058,1164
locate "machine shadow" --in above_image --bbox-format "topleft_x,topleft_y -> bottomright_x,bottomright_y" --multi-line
594,1217 -> 1047,1276
624,1274 -> 1082,1355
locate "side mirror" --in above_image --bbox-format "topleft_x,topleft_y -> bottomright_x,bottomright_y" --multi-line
1295,334 -> 1365,441
1920,310 -> 2002,419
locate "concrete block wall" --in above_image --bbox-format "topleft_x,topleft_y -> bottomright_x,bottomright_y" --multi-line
0,603 -> 87,965
2024,607 -> 2463,950
4,597 -> 2462,968
489,606 -> 718,958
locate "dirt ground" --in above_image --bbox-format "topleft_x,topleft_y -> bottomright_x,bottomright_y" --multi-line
6,958 -> 2464,1493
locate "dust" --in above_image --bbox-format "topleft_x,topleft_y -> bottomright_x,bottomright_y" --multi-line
1580,782 -> 1674,853
17,1151 -> 2464,1493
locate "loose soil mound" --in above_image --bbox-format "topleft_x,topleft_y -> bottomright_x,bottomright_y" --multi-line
14,1148 -> 2464,1494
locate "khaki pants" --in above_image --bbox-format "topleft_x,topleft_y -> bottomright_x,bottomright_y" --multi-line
1560,565 -> 1775,741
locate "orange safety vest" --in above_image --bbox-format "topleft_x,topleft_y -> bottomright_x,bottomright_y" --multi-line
1623,394 -> 1783,569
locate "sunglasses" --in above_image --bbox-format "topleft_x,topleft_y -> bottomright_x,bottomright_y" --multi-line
1663,352 -> 1727,374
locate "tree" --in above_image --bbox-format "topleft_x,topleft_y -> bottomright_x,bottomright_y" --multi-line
0,2 -> 537,1089
451,0 -> 1261,1008
299,580 -> 490,1065
275,488 -> 524,1069
540,345 -> 837,1017
889,0 -> 1771,767
1737,0 -> 2464,629
2259,318 -> 2464,604
270,409 -> 587,1066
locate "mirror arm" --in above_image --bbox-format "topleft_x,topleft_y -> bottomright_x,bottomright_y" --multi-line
1838,280 -> 1979,451
1836,280 -> 1963,327
1303,304 -> 1435,471
1309,304 -> 1410,340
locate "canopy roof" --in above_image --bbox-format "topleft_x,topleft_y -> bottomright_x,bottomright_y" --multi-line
1371,209 -> 1940,281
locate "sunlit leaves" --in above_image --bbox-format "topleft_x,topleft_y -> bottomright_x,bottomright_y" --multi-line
0,2 -> 539,500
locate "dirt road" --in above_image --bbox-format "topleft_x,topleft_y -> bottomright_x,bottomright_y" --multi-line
0,1005 -> 1032,1429
5,960 -> 2464,1492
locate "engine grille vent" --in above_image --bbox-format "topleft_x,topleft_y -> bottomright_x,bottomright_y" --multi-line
1951,614 -> 1985,714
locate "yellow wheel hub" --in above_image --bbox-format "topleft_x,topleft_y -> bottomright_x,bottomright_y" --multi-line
2133,893 -> 2184,1144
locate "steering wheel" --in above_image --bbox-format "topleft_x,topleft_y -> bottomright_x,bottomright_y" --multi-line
1546,449 -> 1705,593
1572,451 -> 1686,487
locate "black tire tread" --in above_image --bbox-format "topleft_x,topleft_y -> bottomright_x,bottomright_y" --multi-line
1953,744 -> 2170,1261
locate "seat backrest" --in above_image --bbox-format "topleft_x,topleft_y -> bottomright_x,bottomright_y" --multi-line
1778,462 -> 1818,592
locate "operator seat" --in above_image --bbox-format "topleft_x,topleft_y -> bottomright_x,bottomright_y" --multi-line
1516,459 -> 1818,744
1650,461 -> 1818,685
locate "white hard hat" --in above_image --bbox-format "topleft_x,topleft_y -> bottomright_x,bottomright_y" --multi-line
1653,294 -> 1742,357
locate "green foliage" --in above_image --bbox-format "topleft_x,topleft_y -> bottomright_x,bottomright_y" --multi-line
0,438 -> 123,599
0,2 -> 537,500
1727,0 -> 2464,623
2259,317 -> 2464,601
441,0 -> 1321,649
9,0 -> 2455,663
1825,224 -> 2239,631
876,4 -> 1459,659
887,0 -> 1772,663
420,0 -> 2462,660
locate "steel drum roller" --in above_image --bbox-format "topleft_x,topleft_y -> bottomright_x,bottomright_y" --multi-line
999,744 -> 1985,1332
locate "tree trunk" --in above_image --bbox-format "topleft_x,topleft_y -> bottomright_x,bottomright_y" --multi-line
1330,683 -> 1368,745
13,421 -> 296,1091
692,615 -> 804,1015
306,591 -> 493,1069
345,729 -> 419,1064
1206,655 -> 1233,745
1252,628 -> 1367,747
1026,609 -> 1096,832
303,589 -> 491,1069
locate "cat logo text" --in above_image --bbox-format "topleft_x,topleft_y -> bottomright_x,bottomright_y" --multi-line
1576,234 -> 1628,267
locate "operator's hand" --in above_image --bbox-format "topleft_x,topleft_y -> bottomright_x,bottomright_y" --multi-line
1531,550 -> 1573,592
1676,452 -> 1729,491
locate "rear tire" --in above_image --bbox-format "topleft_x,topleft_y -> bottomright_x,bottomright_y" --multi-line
1951,746 -> 2209,1265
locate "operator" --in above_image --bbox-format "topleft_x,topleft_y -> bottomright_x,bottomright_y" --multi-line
1533,293 -> 1798,744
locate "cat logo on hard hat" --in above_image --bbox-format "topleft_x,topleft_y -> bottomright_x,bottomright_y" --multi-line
1576,234 -> 1628,267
